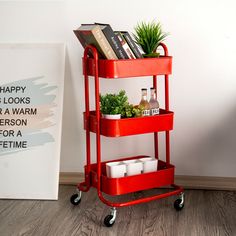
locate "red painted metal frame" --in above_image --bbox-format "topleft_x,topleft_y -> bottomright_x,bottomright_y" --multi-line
83,56 -> 172,78
84,109 -> 174,137
78,43 -> 184,208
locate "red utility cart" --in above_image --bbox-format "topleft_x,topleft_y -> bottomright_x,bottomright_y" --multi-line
70,43 -> 184,227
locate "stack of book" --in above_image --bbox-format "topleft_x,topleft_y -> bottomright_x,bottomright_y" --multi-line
74,23 -> 143,60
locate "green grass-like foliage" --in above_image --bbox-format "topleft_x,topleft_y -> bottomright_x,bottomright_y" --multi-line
133,21 -> 169,56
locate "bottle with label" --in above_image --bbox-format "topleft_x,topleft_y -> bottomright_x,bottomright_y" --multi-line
149,88 -> 159,115
139,88 -> 150,116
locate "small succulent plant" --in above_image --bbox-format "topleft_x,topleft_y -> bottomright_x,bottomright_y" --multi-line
121,104 -> 143,118
100,90 -> 129,115
133,21 -> 169,58
100,90 -> 143,118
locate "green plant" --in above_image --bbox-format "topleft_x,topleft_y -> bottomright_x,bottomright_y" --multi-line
133,20 -> 169,58
121,104 -> 143,118
100,90 -> 143,118
100,90 -> 129,115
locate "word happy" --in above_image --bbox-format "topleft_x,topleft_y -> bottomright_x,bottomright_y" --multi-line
0,86 -> 26,94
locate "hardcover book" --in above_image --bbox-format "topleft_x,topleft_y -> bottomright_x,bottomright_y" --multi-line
120,31 -> 143,58
74,25 -> 118,59
94,23 -> 129,59
114,31 -> 136,59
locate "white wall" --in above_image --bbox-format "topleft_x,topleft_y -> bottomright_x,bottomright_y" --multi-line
1,0 -> 236,177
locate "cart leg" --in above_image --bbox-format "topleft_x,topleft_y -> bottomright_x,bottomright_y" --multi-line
104,207 -> 117,227
174,192 -> 185,211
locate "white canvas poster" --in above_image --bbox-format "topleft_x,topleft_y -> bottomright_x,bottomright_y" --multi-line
0,43 -> 65,199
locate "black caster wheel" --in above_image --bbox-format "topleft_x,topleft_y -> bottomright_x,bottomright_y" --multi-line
174,198 -> 184,211
104,215 -> 115,227
70,193 -> 81,206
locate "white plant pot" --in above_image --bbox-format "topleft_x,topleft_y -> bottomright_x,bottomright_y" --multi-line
123,159 -> 143,176
106,161 -> 126,178
139,157 -> 158,173
102,114 -> 121,119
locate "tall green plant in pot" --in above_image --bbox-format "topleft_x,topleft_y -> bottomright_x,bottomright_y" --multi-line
133,21 -> 169,58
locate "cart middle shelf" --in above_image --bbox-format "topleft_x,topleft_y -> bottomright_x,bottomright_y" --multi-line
84,108 -> 174,137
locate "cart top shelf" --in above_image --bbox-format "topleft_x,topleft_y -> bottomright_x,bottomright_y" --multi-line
83,56 -> 172,79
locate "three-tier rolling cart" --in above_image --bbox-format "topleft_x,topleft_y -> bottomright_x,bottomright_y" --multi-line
70,43 -> 184,227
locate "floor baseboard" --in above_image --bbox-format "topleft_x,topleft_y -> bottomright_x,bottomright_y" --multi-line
59,172 -> 84,185
59,172 -> 236,191
174,175 -> 236,191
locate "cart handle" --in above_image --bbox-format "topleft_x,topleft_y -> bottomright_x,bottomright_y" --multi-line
159,43 -> 169,57
83,45 -> 103,195
83,45 -> 100,192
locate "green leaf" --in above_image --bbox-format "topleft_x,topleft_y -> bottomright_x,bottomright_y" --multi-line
100,90 -> 129,115
133,20 -> 169,55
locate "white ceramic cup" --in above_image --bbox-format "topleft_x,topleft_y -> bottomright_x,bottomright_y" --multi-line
139,157 -> 158,173
122,159 -> 143,176
106,161 -> 126,178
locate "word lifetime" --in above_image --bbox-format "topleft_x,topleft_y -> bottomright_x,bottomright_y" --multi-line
0,86 -> 26,94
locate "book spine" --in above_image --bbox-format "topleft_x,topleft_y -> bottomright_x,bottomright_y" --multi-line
92,26 -> 118,60
122,32 -> 143,58
101,26 -> 129,59
115,32 -> 136,59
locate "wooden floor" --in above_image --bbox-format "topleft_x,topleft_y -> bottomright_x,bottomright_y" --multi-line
0,186 -> 235,236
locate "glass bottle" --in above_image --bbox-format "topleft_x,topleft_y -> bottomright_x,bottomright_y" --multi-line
149,88 -> 159,115
139,88 -> 150,116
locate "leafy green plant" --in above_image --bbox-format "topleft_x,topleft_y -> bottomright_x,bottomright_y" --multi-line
133,21 -> 169,58
132,105 -> 143,117
121,104 -> 143,118
100,90 -> 143,118
100,90 -> 129,115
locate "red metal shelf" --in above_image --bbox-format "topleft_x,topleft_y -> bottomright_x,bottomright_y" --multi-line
83,56 -> 172,79
86,156 -> 175,196
84,109 -> 174,137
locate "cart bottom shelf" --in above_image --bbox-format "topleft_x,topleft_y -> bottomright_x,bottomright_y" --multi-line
85,156 -> 175,196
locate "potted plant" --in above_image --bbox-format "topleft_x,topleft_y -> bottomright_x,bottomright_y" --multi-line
100,90 -> 144,119
100,90 -> 129,119
133,21 -> 169,58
